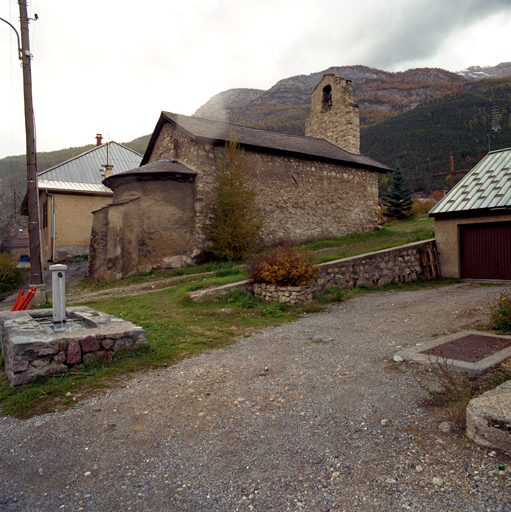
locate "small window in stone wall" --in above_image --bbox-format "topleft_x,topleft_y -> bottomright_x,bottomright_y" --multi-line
322,85 -> 332,112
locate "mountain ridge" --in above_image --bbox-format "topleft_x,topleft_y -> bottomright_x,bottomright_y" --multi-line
2,62 -> 509,196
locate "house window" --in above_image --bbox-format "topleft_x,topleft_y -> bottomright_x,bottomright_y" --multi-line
322,85 -> 332,112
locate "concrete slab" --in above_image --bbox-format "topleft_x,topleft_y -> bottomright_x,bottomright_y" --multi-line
395,330 -> 511,377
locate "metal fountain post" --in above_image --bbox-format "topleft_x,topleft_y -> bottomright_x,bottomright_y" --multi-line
49,264 -> 67,325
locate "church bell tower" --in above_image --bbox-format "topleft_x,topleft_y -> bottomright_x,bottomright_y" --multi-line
305,74 -> 360,154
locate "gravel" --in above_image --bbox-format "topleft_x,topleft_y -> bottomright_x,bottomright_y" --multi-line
0,282 -> 510,511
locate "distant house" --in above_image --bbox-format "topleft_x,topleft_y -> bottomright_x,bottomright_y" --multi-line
4,233 -> 29,262
32,137 -> 142,262
89,74 -> 391,280
429,147 -> 511,279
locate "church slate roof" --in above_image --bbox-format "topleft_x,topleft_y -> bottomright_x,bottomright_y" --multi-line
103,160 -> 196,189
429,147 -> 511,216
141,112 -> 391,173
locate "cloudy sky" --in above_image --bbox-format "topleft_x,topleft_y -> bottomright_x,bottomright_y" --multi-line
1,0 -> 510,159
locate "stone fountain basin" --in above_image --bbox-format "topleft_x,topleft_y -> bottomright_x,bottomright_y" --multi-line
0,306 -> 147,386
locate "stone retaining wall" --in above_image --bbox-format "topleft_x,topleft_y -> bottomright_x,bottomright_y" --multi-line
190,240 -> 436,304
314,239 -> 434,290
252,283 -> 315,304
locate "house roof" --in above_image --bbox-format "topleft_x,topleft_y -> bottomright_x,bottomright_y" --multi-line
141,112 -> 391,173
38,142 -> 142,192
430,147 -> 511,216
103,159 -> 197,189
38,180 -> 113,195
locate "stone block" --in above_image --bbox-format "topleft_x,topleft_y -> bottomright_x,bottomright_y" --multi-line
53,352 -> 66,364
114,337 -> 134,350
67,338 -> 82,365
466,380 -> 511,454
37,347 -> 58,356
102,339 -> 114,350
80,335 -> 100,353
30,359 -> 50,369
10,372 -> 38,386
83,353 -> 95,366
11,360 -> 29,373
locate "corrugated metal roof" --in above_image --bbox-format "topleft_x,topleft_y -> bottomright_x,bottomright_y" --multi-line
38,180 -> 113,194
430,147 -> 511,216
141,112 -> 391,173
38,142 -> 142,185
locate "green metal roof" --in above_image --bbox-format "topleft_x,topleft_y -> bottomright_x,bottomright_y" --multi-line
430,147 -> 511,216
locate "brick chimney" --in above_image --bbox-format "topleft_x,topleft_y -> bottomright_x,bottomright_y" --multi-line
96,134 -> 103,146
104,164 -> 113,178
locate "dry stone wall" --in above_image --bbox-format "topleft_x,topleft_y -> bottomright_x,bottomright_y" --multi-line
190,240 -> 436,303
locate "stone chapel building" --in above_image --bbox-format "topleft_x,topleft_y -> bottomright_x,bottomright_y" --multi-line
88,74 -> 391,280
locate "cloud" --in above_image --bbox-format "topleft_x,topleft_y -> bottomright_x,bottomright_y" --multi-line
1,0 -> 510,158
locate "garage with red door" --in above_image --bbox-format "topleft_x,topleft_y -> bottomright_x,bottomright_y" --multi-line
430,148 -> 511,279
459,221 -> 511,279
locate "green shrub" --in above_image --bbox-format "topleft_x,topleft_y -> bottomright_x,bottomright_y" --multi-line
0,253 -> 24,297
410,200 -> 435,215
490,291 -> 511,332
248,245 -> 319,286
225,288 -> 261,309
263,302 -> 285,317
316,285 -> 347,303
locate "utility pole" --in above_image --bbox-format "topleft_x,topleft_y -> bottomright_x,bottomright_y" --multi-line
18,1 -> 43,287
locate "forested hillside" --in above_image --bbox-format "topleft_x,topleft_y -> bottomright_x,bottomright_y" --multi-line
0,139 -> 148,194
360,78 -> 511,193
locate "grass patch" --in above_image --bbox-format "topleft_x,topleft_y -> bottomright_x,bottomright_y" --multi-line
73,260 -> 245,293
302,216 -> 435,264
316,285 -> 349,303
0,281 -> 315,419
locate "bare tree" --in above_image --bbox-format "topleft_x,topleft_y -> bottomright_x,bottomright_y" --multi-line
0,186 -> 26,253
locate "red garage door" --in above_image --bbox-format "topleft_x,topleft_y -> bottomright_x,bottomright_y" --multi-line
460,221 -> 511,279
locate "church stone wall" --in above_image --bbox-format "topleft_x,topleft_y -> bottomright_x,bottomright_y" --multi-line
148,122 -> 378,255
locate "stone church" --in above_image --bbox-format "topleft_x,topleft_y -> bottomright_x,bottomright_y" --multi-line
88,74 -> 390,280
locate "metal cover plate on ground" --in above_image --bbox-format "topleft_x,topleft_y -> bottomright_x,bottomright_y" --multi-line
395,330 -> 511,376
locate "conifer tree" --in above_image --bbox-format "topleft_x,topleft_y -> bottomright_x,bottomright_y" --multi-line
383,166 -> 413,220
205,136 -> 264,261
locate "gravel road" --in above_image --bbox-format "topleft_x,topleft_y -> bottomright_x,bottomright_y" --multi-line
0,282 -> 510,511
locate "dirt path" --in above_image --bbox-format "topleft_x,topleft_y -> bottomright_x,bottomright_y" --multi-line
0,263 -> 224,307
0,282 -> 510,511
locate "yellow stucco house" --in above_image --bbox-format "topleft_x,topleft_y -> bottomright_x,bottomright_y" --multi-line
34,138 -> 142,262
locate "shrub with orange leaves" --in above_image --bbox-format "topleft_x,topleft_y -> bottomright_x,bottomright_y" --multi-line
248,245 -> 319,287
